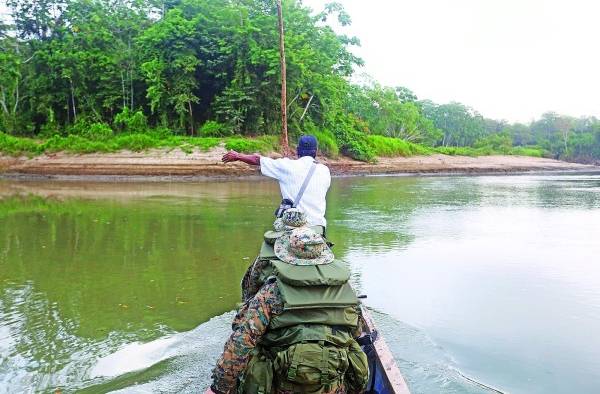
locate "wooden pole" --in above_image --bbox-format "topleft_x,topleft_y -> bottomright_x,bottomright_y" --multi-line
277,0 -> 290,156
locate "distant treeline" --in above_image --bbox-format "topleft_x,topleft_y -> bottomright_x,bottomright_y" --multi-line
1,0 -> 599,162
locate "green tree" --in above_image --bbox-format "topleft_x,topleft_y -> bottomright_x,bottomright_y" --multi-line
0,38 -> 31,133
420,101 -> 485,146
139,8 -> 200,133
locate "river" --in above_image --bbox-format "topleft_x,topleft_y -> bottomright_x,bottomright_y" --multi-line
1,174 -> 599,393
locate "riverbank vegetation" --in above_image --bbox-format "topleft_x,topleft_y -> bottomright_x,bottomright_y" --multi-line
0,130 -> 280,156
1,0 -> 598,163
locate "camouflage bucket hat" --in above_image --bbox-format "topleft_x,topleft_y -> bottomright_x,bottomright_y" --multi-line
281,208 -> 307,228
264,209 -> 307,245
274,227 -> 334,265
264,217 -> 286,244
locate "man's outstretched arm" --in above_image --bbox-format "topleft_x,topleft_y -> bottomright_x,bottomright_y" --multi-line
222,150 -> 260,166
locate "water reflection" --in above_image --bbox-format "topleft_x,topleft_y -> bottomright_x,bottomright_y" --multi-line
0,183 -> 279,391
1,175 -> 600,393
329,175 -> 600,394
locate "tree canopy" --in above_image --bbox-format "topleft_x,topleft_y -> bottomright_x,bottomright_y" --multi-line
1,0 -> 599,162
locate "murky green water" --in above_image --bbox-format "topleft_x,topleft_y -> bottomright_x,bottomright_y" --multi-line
1,174 -> 600,393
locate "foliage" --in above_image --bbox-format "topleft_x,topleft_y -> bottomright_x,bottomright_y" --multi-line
224,135 -> 279,154
367,135 -> 432,157
329,113 -> 375,162
114,108 -> 148,134
434,145 -> 545,157
71,122 -> 114,141
566,125 -> 600,162
42,134 -> 114,153
312,129 -> 339,158
0,132 -> 41,155
510,146 -> 545,158
199,121 -> 231,138
420,101 -> 486,147
138,8 -> 200,133
346,84 -> 442,145
0,130 -> 224,155
474,133 -> 512,150
0,37 -> 27,134
112,134 -> 158,151
178,136 -> 221,151
1,0 -> 599,162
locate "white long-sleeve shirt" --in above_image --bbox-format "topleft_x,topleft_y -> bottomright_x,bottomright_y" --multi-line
259,156 -> 331,227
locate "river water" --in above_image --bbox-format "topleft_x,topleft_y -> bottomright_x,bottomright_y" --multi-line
1,174 -> 599,393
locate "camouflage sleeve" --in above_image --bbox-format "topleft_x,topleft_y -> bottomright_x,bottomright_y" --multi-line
211,281 -> 284,393
240,257 -> 257,302
240,257 -> 270,302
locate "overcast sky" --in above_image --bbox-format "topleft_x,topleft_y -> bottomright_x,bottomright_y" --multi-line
2,1 -> 599,123
302,0 -> 600,123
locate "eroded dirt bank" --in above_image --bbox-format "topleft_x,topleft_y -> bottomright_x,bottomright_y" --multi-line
0,146 -> 597,179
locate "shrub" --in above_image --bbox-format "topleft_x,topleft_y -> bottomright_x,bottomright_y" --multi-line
367,135 -> 432,157
67,119 -> 114,141
433,145 -> 545,158
341,137 -> 376,162
161,136 -> 222,153
474,133 -> 512,150
114,134 -> 158,151
68,118 -> 91,136
146,126 -> 173,140
312,129 -> 339,158
225,135 -> 279,154
225,138 -> 263,153
329,114 -> 375,162
39,122 -> 60,138
0,132 -> 41,155
434,146 -> 483,156
509,146 -> 545,157
41,134 -> 113,153
185,137 -> 222,151
114,108 -> 148,134
199,120 -> 232,137
84,122 -> 114,141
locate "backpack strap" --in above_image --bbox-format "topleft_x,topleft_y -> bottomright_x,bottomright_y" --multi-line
292,160 -> 317,207
287,345 -> 302,381
320,341 -> 331,388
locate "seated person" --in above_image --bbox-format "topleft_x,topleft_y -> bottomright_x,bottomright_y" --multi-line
208,214 -> 368,394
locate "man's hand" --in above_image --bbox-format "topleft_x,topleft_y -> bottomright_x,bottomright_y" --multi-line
222,151 -> 261,166
222,150 -> 239,163
204,388 -> 217,394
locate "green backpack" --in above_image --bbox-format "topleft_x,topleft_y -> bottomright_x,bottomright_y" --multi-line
238,350 -> 274,394
272,338 -> 368,394
239,258 -> 369,394
240,336 -> 368,394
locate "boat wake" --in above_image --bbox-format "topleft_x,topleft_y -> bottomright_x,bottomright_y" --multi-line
369,309 -> 506,394
79,312 -> 235,393
75,309 -> 504,394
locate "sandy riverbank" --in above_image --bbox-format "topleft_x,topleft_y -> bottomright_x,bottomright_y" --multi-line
0,146 -> 597,179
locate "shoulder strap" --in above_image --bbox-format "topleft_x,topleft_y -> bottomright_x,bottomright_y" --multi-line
293,160 -> 317,207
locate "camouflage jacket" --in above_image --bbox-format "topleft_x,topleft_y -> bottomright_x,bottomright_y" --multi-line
211,279 -> 363,394
240,256 -> 270,303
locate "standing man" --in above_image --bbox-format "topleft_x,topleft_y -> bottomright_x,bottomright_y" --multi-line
222,135 -> 331,230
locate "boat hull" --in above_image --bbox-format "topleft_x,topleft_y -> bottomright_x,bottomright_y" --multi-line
360,305 -> 411,394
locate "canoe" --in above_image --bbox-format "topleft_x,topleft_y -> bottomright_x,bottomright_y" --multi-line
360,305 -> 411,394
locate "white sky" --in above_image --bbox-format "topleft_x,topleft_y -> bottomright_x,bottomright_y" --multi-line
2,1 -> 599,123
302,0 -> 600,123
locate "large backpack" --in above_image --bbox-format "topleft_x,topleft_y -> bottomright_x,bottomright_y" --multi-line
238,258 -> 369,394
